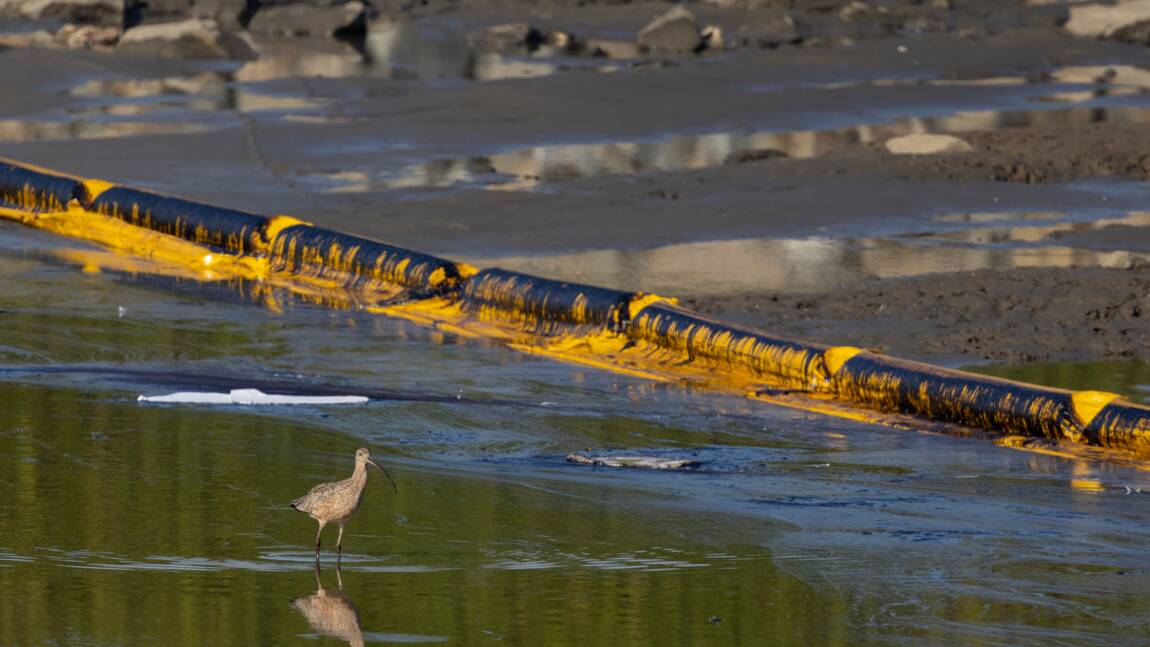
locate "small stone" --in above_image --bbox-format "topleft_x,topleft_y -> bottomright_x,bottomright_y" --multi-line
546,30 -> 575,52
1112,18 -> 1150,44
1065,0 -> 1150,38
839,1 -> 874,22
465,156 -> 496,175
467,22 -> 545,54
723,148 -> 788,165
56,23 -> 121,49
637,5 -> 703,54
701,24 -> 723,50
884,134 -> 974,155
117,17 -> 255,60
736,14 -> 802,48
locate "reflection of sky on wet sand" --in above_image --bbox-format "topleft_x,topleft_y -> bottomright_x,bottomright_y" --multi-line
328,102 -> 1150,192
461,211 -> 1150,296
302,64 -> 1150,192
757,64 -> 1150,100
0,24 -> 628,143
0,71 -> 329,143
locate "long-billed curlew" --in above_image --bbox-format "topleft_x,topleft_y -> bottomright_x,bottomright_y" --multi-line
290,448 -> 397,561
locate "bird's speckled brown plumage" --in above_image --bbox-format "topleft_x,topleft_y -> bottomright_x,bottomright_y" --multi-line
291,448 -> 395,560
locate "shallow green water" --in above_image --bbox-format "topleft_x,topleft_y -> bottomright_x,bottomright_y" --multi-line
0,382 -> 851,646
970,360 -> 1150,404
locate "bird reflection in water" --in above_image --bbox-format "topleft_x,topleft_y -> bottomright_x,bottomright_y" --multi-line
292,563 -> 365,647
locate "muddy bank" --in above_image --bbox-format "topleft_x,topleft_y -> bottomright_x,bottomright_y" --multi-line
890,120 -> 1150,184
686,265 -> 1150,364
1,1 -> 1150,374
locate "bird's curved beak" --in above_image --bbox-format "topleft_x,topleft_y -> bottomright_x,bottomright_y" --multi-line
368,459 -> 398,493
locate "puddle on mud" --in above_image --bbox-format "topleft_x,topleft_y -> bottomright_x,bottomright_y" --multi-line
970,359 -> 1150,405
5,213 -> 1150,645
321,102 -> 1150,193
0,25 -> 630,143
764,64 -> 1150,101
0,74 -> 330,143
294,62 -> 1150,193
462,210 -> 1150,296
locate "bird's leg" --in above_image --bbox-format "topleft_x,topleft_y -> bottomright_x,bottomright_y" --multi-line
336,524 -> 345,563
314,521 -> 326,561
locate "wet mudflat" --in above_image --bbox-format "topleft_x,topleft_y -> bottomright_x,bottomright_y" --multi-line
4,217 -> 1150,646
3,28 -> 1150,372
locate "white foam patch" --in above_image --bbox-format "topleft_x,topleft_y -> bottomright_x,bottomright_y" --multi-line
138,388 -> 368,405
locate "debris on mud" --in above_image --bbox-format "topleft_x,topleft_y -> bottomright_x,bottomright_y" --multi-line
566,453 -> 700,469
885,133 -> 973,155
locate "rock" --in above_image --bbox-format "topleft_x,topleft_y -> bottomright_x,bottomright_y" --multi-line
56,22 -> 120,49
724,148 -> 788,165
637,5 -> 703,54
736,14 -> 802,48
465,156 -> 496,175
248,1 -> 369,38
1065,0 -> 1150,38
701,24 -> 723,50
0,0 -> 135,27
885,134 -> 974,155
468,22 -> 545,53
546,30 -> 575,52
468,23 -> 591,56
117,17 -> 255,59
839,1 -> 873,22
1112,18 -> 1150,44
585,38 -> 640,59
